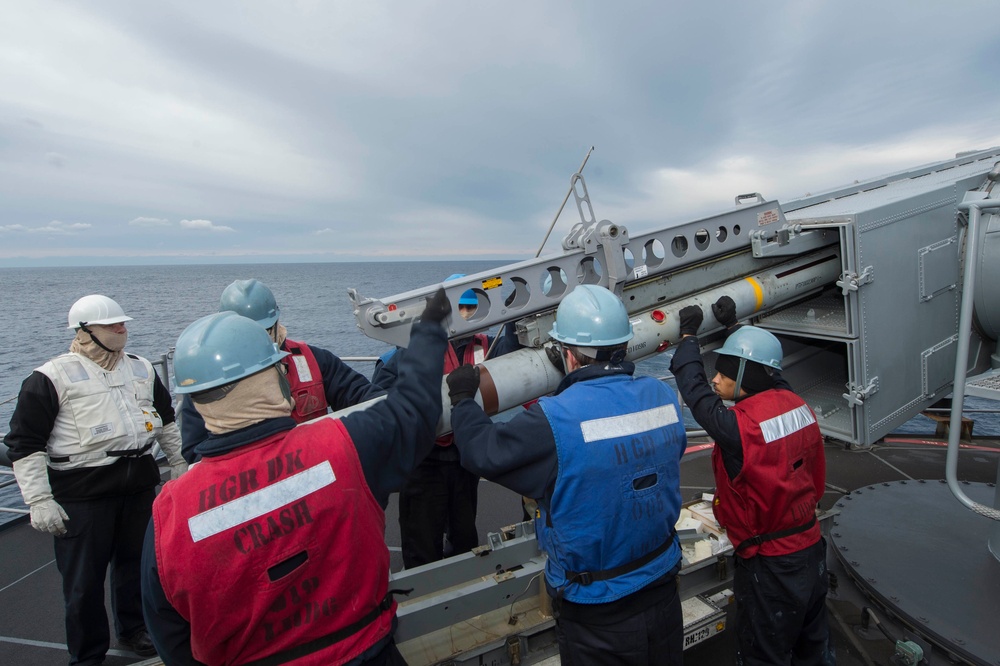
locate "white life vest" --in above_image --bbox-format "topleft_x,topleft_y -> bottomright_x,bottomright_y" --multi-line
37,353 -> 163,471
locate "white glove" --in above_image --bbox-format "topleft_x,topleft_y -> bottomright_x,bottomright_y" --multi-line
158,422 -> 189,479
12,451 -> 70,536
30,499 -> 70,536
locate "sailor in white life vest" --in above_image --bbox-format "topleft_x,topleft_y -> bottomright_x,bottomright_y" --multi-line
141,288 -> 451,666
5,294 -> 188,664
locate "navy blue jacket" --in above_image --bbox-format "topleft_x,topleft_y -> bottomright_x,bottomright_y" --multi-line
669,333 -> 791,480
180,341 -> 383,463
141,319 -> 447,665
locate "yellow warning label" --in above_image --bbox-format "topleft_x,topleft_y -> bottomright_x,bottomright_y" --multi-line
481,276 -> 503,290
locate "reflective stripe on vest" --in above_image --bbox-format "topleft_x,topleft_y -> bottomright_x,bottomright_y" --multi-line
282,339 -> 328,423
37,353 -> 161,470
712,390 -> 825,558
536,374 -> 686,604
153,420 -> 394,666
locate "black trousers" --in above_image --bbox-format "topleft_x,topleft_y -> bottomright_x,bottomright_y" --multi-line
554,576 -> 683,666
398,455 -> 479,569
54,489 -> 155,666
733,539 -> 836,666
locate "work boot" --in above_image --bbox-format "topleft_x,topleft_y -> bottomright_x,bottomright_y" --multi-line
119,628 -> 157,657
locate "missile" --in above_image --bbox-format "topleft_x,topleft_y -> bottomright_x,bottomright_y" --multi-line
328,248 -> 842,434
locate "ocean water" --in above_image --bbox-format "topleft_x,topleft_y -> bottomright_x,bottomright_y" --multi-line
0,261 -> 513,426
1,261 -> 996,516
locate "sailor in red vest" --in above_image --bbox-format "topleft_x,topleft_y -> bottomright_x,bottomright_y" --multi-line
669,296 -> 835,666
371,274 -> 520,568
179,279 -> 383,465
141,288 -> 452,666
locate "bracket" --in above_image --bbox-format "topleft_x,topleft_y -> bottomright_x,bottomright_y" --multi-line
835,266 -> 875,295
751,224 -> 838,258
842,377 -> 879,407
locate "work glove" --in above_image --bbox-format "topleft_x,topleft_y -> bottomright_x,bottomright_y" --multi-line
711,295 -> 738,329
678,305 -> 704,336
12,451 -> 69,536
446,364 -> 480,406
422,287 -> 452,324
157,422 -> 189,480
545,344 -> 565,373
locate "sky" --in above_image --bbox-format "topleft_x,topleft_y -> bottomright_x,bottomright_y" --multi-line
1,1 -> 999,267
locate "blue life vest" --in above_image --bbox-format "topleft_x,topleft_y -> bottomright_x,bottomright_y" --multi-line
536,373 -> 687,604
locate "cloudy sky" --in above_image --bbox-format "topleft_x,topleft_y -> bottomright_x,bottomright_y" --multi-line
1,1 -> 998,266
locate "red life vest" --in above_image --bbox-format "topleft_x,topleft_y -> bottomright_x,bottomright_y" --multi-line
711,389 -> 825,558
283,339 -> 328,423
436,334 -> 488,447
152,419 -> 394,665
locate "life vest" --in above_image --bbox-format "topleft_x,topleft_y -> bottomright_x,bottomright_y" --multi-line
36,353 -> 162,471
436,334 -> 489,447
711,389 -> 825,558
152,419 -> 394,666
282,339 -> 328,423
535,374 -> 686,604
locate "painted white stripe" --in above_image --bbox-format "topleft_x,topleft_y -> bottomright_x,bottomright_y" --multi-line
0,559 -> 55,594
0,635 -> 135,658
580,404 -> 679,443
188,461 -> 335,542
760,404 -> 817,444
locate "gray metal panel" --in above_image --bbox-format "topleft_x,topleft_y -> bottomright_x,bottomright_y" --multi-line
852,185 -> 969,443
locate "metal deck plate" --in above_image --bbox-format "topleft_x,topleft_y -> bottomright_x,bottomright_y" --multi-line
966,368 -> 1000,402
830,480 -> 1000,665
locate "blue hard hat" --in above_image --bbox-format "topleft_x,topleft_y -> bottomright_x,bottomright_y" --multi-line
715,326 -> 782,400
716,326 -> 783,369
459,289 -> 477,306
173,311 -> 289,394
444,273 -> 478,307
219,279 -> 280,328
549,285 -> 633,346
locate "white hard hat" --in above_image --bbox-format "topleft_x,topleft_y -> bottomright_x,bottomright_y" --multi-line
67,295 -> 133,330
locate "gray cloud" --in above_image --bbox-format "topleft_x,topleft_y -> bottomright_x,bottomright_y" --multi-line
129,216 -> 171,227
0,1 -> 998,264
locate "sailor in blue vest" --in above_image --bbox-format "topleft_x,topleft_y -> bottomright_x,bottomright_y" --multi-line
446,284 -> 687,665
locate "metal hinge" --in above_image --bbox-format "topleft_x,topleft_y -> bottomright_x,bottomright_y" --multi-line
836,266 -> 874,295
842,377 -> 879,407
506,637 -> 523,665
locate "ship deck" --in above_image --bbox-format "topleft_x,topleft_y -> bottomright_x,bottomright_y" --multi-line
2,431 -> 999,666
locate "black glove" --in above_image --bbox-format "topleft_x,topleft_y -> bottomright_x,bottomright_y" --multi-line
678,305 -> 704,336
422,287 -> 452,324
447,364 -> 480,406
545,344 -> 565,373
711,295 -> 738,329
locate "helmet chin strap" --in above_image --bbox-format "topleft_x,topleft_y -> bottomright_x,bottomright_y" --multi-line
79,323 -> 116,353
733,359 -> 747,401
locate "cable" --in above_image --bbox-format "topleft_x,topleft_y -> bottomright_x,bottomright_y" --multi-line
507,572 -> 542,625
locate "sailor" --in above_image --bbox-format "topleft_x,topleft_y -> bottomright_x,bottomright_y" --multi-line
141,288 -> 451,666
179,278 -> 383,464
669,296 -> 834,666
372,274 -> 520,568
446,284 -> 687,665
5,294 -> 187,665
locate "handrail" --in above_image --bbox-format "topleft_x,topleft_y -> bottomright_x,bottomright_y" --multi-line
949,189 -> 1000,521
